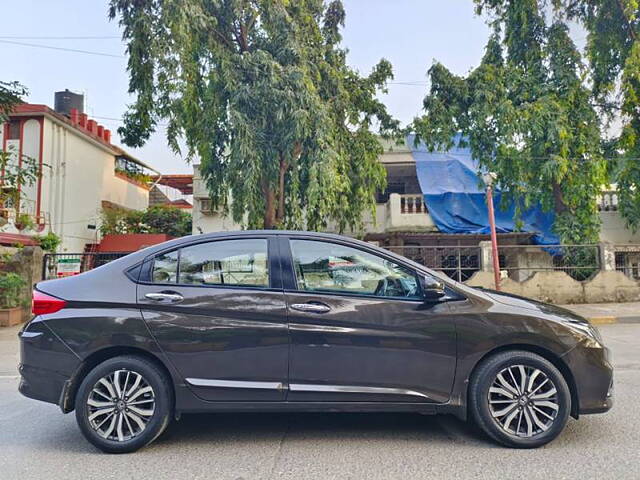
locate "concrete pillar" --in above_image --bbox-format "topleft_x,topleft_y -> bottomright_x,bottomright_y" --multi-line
479,240 -> 493,272
599,242 -> 616,272
388,193 -> 401,229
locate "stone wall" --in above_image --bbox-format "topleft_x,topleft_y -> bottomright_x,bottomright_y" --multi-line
0,246 -> 44,323
465,270 -> 640,304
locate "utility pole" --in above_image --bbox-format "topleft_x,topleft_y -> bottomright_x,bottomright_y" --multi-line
483,173 -> 501,290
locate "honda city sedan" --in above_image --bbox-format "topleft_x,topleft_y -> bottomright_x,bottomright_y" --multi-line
19,231 -> 613,452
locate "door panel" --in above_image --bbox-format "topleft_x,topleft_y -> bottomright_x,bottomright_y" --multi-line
138,237 -> 288,402
281,237 -> 457,404
285,292 -> 456,403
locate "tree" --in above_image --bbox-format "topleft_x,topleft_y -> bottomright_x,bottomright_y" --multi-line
560,1 -> 640,232
411,1 -> 606,243
0,81 -> 27,118
109,0 -> 399,231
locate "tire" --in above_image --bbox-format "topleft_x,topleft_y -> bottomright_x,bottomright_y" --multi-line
469,350 -> 571,448
74,355 -> 173,453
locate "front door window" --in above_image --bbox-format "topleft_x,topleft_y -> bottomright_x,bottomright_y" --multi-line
290,239 -> 420,299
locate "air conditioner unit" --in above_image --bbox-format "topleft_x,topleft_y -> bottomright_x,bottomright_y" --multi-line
199,199 -> 212,213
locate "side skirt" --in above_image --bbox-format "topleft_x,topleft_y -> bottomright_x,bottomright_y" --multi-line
174,385 -> 463,416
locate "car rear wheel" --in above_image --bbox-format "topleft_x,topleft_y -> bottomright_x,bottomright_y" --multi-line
75,355 -> 172,453
469,350 -> 571,448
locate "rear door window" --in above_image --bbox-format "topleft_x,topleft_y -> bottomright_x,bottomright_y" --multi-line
150,239 -> 269,288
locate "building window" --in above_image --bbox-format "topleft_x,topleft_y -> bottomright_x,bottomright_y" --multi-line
7,120 -> 20,140
376,182 -> 405,203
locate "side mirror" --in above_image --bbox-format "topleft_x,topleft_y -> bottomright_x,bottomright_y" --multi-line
421,275 -> 446,301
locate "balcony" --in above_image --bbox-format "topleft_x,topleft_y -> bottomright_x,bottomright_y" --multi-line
351,193 -> 436,234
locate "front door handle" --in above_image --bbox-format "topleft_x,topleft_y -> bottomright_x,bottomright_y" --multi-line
290,302 -> 331,314
145,292 -> 184,303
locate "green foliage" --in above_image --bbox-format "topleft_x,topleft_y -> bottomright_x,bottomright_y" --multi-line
412,2 -> 607,243
142,206 -> 192,237
33,232 -> 62,253
0,80 -> 42,230
0,272 -> 25,309
14,213 -> 35,232
559,0 -> 640,232
100,206 -> 192,238
115,167 -> 153,186
109,0 -> 399,231
0,81 -> 26,120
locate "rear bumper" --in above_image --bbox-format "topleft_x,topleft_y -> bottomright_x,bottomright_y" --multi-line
563,340 -> 614,416
18,318 -> 79,409
18,363 -> 70,406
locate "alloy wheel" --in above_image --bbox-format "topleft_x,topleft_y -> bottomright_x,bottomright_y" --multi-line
487,364 -> 559,438
86,369 -> 156,442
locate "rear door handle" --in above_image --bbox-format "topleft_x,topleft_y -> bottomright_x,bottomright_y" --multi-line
290,302 -> 331,314
145,292 -> 184,303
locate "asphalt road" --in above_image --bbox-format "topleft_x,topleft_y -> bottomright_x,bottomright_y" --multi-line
0,324 -> 638,480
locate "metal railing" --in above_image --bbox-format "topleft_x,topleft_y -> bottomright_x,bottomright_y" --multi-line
614,245 -> 640,280
497,244 -> 601,282
42,243 -> 638,284
387,244 -> 602,283
42,252 -> 131,280
390,245 -> 481,282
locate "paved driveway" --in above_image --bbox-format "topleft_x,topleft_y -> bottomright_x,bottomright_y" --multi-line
0,324 -> 637,480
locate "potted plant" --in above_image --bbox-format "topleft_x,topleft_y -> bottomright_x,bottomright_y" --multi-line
0,272 -> 26,327
14,212 -> 35,231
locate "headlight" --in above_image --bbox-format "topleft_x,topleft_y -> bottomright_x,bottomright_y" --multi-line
567,321 -> 603,347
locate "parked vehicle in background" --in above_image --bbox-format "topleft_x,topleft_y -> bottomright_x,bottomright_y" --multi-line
19,231 -> 613,453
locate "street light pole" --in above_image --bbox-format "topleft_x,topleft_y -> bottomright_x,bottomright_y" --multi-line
483,173 -> 501,291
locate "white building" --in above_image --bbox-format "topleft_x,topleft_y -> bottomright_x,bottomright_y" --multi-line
192,164 -> 242,233
1,99 -> 155,252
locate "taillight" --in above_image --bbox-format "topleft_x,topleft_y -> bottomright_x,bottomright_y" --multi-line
32,290 -> 67,315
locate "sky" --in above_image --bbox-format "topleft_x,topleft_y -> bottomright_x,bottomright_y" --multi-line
1,0 -> 491,174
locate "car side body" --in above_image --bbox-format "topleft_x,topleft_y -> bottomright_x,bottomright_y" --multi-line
18,231 -> 613,450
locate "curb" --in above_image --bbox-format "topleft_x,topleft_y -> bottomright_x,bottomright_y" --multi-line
588,316 -> 617,325
587,315 -> 640,325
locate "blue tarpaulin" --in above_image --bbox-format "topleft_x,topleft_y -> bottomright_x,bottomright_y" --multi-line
409,134 -> 559,245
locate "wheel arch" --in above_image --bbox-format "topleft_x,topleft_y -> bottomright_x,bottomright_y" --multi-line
60,346 -> 175,414
466,343 -> 580,419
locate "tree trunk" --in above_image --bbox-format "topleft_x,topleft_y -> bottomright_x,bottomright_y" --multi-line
276,157 -> 288,224
264,188 -> 277,229
552,182 -> 569,214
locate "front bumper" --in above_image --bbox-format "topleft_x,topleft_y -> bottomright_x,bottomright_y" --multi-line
563,339 -> 614,415
18,318 -> 79,409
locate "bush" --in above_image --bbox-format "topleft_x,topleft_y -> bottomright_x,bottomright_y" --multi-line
33,232 -> 61,253
0,272 -> 25,309
142,206 -> 192,237
100,205 -> 192,237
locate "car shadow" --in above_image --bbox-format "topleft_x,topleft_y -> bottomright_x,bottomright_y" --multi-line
155,412 -> 488,447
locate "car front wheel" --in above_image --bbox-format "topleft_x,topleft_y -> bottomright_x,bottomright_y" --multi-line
74,355 -> 172,453
469,350 -> 571,448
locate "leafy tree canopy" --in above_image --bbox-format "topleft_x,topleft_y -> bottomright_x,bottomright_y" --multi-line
559,0 -> 640,232
412,0 -> 606,243
0,81 -> 26,120
109,0 -> 399,231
